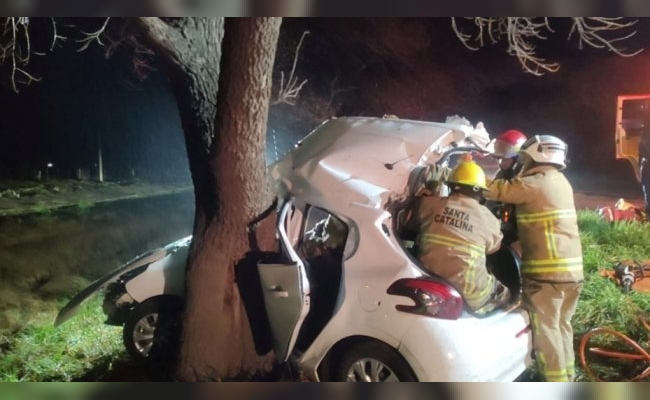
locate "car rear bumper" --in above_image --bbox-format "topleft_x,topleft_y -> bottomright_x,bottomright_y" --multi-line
398,309 -> 532,381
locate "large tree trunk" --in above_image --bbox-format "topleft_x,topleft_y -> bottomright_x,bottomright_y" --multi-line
135,17 -> 282,381
177,17 -> 282,381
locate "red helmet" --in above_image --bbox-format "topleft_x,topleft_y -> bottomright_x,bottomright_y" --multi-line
491,129 -> 527,159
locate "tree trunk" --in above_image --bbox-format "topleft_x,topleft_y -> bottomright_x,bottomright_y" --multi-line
177,17 -> 282,381
134,17 -> 283,381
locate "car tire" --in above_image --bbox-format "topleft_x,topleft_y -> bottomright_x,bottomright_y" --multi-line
123,296 -> 183,361
335,341 -> 418,382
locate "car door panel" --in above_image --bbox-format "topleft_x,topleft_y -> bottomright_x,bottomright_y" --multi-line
258,262 -> 310,361
257,200 -> 310,362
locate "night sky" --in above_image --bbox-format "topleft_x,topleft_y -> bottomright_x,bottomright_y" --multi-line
0,28 -> 187,183
1,17 -> 650,187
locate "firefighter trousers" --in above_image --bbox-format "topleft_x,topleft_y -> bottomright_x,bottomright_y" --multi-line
522,279 -> 583,382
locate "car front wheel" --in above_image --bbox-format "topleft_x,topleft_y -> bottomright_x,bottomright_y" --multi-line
123,296 -> 183,361
335,341 -> 417,382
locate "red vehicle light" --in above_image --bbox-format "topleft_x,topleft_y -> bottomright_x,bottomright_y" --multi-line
387,278 -> 464,320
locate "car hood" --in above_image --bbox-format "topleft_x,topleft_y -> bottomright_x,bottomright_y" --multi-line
54,235 -> 192,327
269,116 -> 491,214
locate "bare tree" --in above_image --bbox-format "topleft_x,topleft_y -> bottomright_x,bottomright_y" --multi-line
452,17 -> 642,76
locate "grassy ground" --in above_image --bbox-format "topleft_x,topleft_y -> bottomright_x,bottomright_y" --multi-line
2,209 -> 650,382
0,297 -> 124,382
0,187 -> 194,382
573,211 -> 650,382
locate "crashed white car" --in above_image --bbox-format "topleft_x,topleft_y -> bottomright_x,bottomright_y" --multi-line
56,116 -> 533,382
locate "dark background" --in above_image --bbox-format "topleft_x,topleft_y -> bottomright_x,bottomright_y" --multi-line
1,17 -> 649,187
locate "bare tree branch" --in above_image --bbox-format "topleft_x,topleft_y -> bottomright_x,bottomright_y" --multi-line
76,17 -> 110,52
322,73 -> 356,116
569,17 -> 643,57
0,17 -> 41,92
452,17 -> 642,76
50,17 -> 67,51
272,30 -> 309,105
0,17 -> 118,92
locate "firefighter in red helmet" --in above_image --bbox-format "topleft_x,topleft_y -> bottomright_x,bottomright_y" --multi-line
489,129 -> 528,180
486,129 -> 528,246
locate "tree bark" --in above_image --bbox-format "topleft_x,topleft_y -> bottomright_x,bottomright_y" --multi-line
135,17 -> 282,381
134,17 -> 224,225
177,17 -> 282,381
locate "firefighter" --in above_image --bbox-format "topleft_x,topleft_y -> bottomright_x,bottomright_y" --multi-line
404,154 -> 511,315
486,129 -> 528,246
489,129 -> 528,180
485,134 -> 584,382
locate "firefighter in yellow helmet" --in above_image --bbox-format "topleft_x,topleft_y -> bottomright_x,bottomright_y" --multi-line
485,134 -> 583,382
404,154 -> 511,314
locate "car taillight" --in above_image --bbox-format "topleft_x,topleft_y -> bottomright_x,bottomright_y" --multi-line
387,278 -> 463,320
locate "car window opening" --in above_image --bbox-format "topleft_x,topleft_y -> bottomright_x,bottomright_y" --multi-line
295,205 -> 347,350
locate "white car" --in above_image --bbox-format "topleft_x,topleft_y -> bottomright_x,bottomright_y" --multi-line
55,235 -> 190,360
56,115 -> 533,381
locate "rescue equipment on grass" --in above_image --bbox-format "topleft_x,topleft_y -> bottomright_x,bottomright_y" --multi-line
598,260 -> 650,293
597,198 -> 646,223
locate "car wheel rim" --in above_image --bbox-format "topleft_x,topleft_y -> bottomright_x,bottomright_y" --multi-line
133,312 -> 158,356
345,358 -> 400,382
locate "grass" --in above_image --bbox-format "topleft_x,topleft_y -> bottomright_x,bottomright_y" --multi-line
0,297 -> 124,382
573,210 -> 650,382
2,209 -> 650,382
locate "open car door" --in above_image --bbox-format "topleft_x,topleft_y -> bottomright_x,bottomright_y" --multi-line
257,200 -> 310,362
616,94 -> 650,182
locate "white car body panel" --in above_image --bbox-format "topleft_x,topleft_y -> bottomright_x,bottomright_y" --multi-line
270,116 -> 491,212
54,236 -> 191,326
398,310 -> 532,382
125,238 -> 190,303
263,116 -> 532,381
293,209 -> 531,382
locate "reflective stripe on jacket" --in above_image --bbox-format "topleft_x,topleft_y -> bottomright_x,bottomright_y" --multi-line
486,166 -> 583,282
405,193 -> 503,309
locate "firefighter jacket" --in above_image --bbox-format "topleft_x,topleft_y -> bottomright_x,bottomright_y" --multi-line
485,166 -> 521,245
405,192 -> 503,310
486,165 -> 583,283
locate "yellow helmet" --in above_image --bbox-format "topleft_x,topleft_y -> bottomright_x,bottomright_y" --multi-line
447,154 -> 488,190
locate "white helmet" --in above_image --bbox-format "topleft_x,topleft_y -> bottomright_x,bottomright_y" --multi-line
519,135 -> 567,169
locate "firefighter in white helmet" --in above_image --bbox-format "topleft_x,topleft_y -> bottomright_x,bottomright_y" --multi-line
485,134 -> 584,382
404,154 -> 511,315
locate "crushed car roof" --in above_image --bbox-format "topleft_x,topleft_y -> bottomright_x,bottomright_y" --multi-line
270,116 -> 491,215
